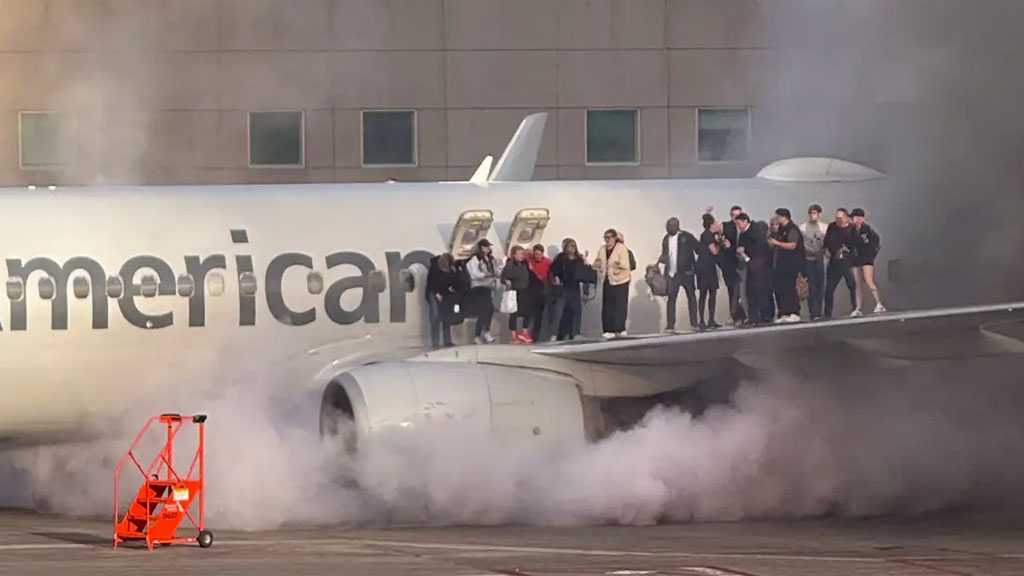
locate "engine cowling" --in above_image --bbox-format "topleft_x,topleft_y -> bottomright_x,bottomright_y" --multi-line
319,361 -> 587,450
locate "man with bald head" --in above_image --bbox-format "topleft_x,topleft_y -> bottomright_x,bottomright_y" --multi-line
658,217 -> 700,331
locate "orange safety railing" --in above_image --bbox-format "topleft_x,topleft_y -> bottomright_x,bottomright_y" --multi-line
113,413 -> 211,550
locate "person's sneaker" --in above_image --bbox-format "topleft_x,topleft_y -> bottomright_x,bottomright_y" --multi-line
518,330 -> 534,344
618,330 -> 628,337
786,314 -> 802,323
708,321 -> 722,329
483,332 -> 497,344
849,309 -> 863,318
874,303 -> 887,314
474,336 -> 484,345
602,332 -> 615,339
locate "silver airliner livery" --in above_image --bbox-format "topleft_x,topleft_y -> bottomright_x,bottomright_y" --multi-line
3,114 -> 1023,452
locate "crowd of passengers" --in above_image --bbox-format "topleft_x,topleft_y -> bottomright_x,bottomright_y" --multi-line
424,204 -> 884,348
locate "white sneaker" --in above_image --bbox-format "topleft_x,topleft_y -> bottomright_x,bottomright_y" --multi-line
474,336 -> 484,345
602,332 -> 615,340
482,332 -> 496,344
849,309 -> 863,318
618,331 -> 628,337
874,303 -> 887,314
781,314 -> 801,323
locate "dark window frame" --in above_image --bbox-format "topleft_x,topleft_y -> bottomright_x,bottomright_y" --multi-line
248,110 -> 306,168
361,109 -> 418,168
696,107 -> 751,164
19,111 -> 67,170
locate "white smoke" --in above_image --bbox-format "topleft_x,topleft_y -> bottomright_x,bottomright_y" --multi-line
5,356 -> 1024,529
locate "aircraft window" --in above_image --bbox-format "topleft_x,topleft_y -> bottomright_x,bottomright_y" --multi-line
139,274 -> 158,298
249,111 -> 304,167
6,278 -> 24,301
38,276 -> 55,300
586,109 -> 638,164
19,111 -> 65,169
106,276 -> 124,299
207,273 -> 225,297
698,108 -> 750,162
307,271 -> 324,295
72,276 -> 89,299
239,272 -> 258,296
177,274 -> 195,298
362,110 -> 416,167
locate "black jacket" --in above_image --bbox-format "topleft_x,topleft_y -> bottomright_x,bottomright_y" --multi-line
425,256 -> 459,300
659,231 -> 699,276
501,260 -> 531,291
824,222 -> 855,262
850,223 -> 881,259
739,221 -> 772,265
772,220 -> 805,274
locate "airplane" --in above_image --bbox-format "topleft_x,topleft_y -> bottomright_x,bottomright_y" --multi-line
1,113 -> 1023,459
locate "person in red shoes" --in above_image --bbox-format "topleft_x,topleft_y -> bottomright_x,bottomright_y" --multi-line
527,243 -> 552,341
501,245 -> 534,343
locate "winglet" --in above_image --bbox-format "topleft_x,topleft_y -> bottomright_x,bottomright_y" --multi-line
469,155 -> 493,184
488,113 -> 547,182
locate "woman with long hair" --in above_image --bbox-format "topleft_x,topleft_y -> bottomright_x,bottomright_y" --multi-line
501,245 -> 534,343
550,237 -> 589,341
465,238 -> 499,343
593,228 -> 631,338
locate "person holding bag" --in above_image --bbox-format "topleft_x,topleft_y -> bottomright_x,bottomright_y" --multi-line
500,245 -> 534,343
593,228 -> 631,339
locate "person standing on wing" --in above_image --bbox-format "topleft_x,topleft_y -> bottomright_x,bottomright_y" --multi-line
848,208 -> 886,316
658,217 -> 700,332
593,228 -> 631,339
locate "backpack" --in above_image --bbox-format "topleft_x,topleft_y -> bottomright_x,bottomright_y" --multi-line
645,265 -> 667,297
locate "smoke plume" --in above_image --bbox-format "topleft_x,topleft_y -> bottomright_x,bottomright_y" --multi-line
5,355 -> 1024,529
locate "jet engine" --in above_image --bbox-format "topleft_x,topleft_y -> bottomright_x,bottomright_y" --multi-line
319,361 -> 587,451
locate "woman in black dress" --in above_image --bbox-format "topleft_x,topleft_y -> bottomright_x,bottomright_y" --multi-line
696,213 -> 722,329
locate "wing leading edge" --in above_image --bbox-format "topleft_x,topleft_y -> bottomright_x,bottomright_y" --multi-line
533,303 -> 1024,366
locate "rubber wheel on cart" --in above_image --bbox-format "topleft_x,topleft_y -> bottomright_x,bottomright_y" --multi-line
197,530 -> 214,548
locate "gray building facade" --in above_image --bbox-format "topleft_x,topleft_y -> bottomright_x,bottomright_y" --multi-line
1,0 -> 777,186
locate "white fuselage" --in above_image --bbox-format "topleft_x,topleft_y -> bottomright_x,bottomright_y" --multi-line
0,177 -> 906,441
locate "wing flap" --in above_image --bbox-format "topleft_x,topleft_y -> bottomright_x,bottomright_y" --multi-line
534,303 -> 1024,366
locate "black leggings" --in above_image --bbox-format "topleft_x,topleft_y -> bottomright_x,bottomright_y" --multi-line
602,281 -> 629,333
699,288 -> 717,325
509,311 -> 531,331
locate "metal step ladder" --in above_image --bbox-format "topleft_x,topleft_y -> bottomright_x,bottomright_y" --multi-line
113,414 -> 212,550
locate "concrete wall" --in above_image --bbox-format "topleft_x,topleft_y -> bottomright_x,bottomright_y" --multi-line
0,0 -> 774,186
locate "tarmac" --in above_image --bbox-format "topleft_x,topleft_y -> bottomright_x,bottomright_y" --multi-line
2,509 -> 1024,575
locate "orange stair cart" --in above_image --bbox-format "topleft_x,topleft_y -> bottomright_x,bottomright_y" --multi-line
113,413 -> 213,550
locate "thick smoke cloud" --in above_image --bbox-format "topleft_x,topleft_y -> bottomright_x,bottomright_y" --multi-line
760,0 -> 1024,305
5,356 -> 1024,529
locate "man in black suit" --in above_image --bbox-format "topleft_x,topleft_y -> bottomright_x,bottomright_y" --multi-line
720,205 -> 744,324
735,213 -> 773,325
658,217 -> 700,331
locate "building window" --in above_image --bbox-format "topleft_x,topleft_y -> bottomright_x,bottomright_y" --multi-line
698,108 -> 750,162
249,111 -> 304,167
19,112 -> 65,169
586,109 -> 638,165
362,110 -> 416,167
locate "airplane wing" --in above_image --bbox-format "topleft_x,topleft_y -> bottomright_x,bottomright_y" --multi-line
533,303 -> 1024,366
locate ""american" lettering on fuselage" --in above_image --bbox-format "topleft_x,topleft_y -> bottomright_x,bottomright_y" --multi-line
0,230 -> 433,331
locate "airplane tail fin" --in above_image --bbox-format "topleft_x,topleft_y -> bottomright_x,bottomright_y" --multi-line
488,113 -> 547,182
469,155 -> 493,184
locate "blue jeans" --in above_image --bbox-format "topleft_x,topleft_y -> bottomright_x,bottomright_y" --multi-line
426,295 -> 452,348
804,258 -> 825,319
